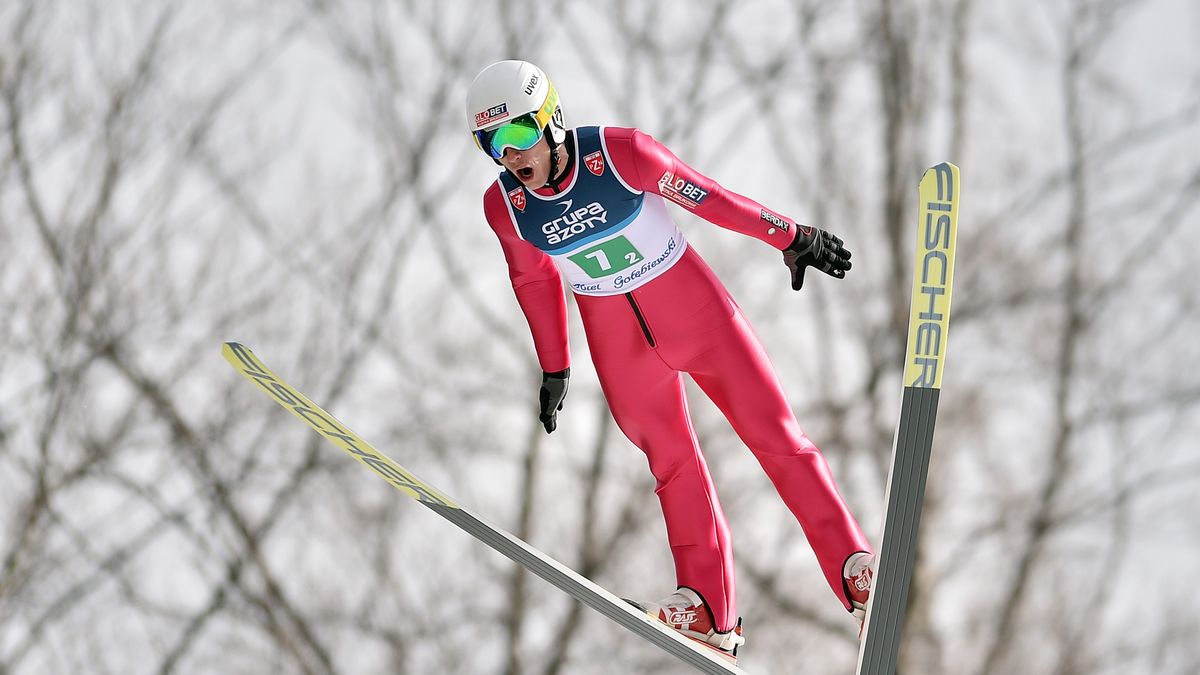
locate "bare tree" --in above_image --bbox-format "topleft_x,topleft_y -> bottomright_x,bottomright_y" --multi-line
2,1 -> 1197,674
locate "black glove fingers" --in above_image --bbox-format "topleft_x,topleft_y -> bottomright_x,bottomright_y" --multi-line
818,248 -> 839,273
540,406 -> 558,433
828,240 -> 852,272
785,226 -> 851,288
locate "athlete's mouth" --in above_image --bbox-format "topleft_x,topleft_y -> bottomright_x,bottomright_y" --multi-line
517,166 -> 535,181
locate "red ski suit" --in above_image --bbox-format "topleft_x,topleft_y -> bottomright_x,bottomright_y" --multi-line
483,126 -> 870,632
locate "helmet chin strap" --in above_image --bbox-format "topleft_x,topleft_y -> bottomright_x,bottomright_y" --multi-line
543,129 -> 573,193
544,138 -> 562,191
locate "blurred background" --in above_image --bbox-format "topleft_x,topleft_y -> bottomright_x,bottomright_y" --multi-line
2,1 -> 1198,673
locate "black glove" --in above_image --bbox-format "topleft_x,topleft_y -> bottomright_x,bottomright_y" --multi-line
538,368 -> 570,433
782,225 -> 853,291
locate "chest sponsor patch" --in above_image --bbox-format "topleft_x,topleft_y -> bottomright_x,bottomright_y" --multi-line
584,151 -> 605,176
657,171 -> 709,210
541,200 -> 608,245
508,186 -> 527,212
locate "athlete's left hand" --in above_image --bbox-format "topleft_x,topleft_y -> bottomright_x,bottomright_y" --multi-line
782,225 -> 852,291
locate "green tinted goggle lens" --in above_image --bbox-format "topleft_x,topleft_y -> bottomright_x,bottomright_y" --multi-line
476,113 -> 543,159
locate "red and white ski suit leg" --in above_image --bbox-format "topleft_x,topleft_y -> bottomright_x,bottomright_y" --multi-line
578,247 -> 870,632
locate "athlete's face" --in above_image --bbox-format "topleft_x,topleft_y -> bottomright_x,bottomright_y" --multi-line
497,135 -> 552,187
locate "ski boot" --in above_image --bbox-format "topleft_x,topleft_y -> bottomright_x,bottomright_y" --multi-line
628,587 -> 745,663
844,551 -> 875,632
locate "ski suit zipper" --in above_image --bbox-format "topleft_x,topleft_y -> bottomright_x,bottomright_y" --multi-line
624,292 -> 656,348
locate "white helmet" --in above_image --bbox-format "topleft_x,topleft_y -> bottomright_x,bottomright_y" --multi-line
466,60 -> 565,160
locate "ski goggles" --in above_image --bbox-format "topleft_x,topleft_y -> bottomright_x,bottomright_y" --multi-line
473,82 -> 560,159
474,112 -> 544,159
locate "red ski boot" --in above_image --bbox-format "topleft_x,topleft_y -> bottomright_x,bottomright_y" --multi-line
629,587 -> 745,663
844,551 -> 875,632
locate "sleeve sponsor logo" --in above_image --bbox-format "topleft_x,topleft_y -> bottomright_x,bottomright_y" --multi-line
759,208 -> 791,233
657,171 -> 709,210
584,150 -> 605,176
475,102 -> 509,127
507,186 -> 527,212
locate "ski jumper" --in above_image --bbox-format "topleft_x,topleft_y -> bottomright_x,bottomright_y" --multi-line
482,126 -> 871,632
